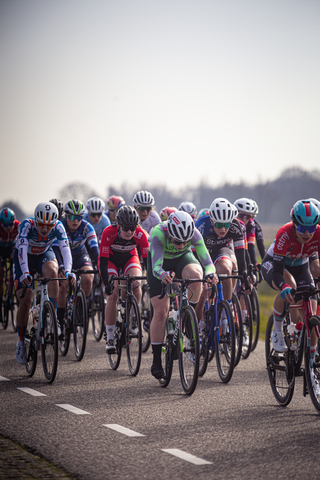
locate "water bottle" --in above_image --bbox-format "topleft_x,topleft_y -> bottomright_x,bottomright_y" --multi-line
168,310 -> 178,334
33,304 -> 40,323
292,322 -> 303,351
287,324 -> 295,350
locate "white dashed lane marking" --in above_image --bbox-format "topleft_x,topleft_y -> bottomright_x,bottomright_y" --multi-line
17,387 -> 47,397
0,376 -> 10,381
56,404 -> 91,415
103,424 -> 145,437
162,448 -> 212,465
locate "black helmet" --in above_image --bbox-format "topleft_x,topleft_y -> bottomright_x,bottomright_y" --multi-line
49,198 -> 64,219
116,205 -> 139,227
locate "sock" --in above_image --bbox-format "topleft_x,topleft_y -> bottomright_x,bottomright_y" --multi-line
310,345 -> 317,366
17,326 -> 27,343
106,325 -> 115,341
273,309 -> 284,333
151,343 -> 162,366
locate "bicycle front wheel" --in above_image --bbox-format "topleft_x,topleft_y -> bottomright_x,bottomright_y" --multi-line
305,315 -> 320,414
73,289 -> 88,361
59,311 -> 71,357
41,300 -> 58,383
265,314 -> 294,407
238,291 -> 253,359
232,293 -> 243,368
179,306 -> 200,395
1,295 -> 9,330
126,296 -> 142,376
159,318 -> 173,387
215,300 -> 235,383
25,306 -> 38,377
250,287 -> 260,351
199,308 -> 212,377
108,318 -> 123,370
91,284 -> 105,342
141,284 -> 151,353
10,291 -> 18,333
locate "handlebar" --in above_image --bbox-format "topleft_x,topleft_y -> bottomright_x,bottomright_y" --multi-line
19,277 -> 61,299
158,277 -> 209,300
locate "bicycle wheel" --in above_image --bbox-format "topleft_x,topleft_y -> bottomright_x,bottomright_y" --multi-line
159,318 -> 173,387
215,300 -> 235,383
73,289 -> 88,361
265,314 -> 294,407
91,284 -> 105,341
59,310 -> 71,356
108,316 -> 123,370
41,300 -> 58,383
199,308 -> 211,377
126,296 -> 142,376
10,291 -> 18,332
238,291 -> 252,359
179,305 -> 200,395
305,315 -> 320,414
141,284 -> 151,353
25,306 -> 38,377
232,293 -> 243,368
1,294 -> 9,330
250,287 -> 260,352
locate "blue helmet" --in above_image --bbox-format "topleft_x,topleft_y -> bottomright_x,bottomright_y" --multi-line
0,207 -> 15,225
290,200 -> 320,226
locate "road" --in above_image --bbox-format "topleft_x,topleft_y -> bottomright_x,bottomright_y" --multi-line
1,322 -> 320,480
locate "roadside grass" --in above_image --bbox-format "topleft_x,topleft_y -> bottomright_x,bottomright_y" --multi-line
257,278 -> 274,341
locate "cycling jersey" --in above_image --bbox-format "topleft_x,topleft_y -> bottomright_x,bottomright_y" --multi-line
149,222 -> 215,280
139,210 -> 161,234
61,218 -> 99,265
0,220 -> 20,247
253,218 -> 266,259
105,210 -> 117,226
83,212 -> 111,242
246,218 -> 257,265
15,218 -> 72,276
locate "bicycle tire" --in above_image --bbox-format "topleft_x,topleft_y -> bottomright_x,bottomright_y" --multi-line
141,284 -> 151,353
91,284 -> 105,342
159,317 -> 173,387
126,296 -> 142,376
59,309 -> 71,356
179,305 -> 200,395
25,306 -> 38,377
10,291 -> 18,332
41,300 -> 58,383
304,315 -> 320,414
265,314 -> 294,407
215,300 -> 235,383
238,291 -> 253,359
1,296 -> 9,330
108,315 -> 123,370
232,293 -> 243,368
250,287 -> 260,351
73,289 -> 88,361
199,308 -> 211,377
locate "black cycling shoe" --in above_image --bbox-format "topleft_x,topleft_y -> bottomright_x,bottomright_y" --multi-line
151,364 -> 164,379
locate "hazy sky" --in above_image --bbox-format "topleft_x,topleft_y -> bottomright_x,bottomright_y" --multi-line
1,0 -> 319,213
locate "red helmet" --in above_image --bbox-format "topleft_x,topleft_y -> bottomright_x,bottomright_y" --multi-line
160,206 -> 177,221
107,195 -> 125,210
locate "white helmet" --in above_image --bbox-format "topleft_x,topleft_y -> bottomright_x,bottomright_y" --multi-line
178,201 -> 197,218
167,211 -> 194,242
234,198 -> 255,215
34,202 -> 59,225
251,199 -> 259,216
64,199 -> 85,216
132,190 -> 155,207
308,198 -> 320,213
209,198 -> 237,223
86,196 -> 105,214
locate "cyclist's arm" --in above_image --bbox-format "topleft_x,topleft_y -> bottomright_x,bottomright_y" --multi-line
192,229 -> 216,276
56,222 -> 72,275
255,220 -> 266,259
16,220 -> 31,277
85,224 -> 99,265
149,227 -> 167,280
99,256 -> 109,286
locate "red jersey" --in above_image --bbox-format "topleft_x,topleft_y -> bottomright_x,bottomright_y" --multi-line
0,219 -> 20,247
99,225 -> 149,267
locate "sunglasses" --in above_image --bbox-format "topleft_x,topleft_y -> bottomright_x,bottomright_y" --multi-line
121,225 -> 136,232
238,213 -> 252,221
1,222 -> 14,228
90,213 -> 102,218
108,208 -> 117,213
37,222 -> 54,229
296,224 -> 317,234
138,207 -> 151,212
172,238 -> 187,246
68,214 -> 83,222
214,222 -> 231,229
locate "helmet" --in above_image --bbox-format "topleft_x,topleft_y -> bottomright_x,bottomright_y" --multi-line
290,200 -> 320,226
234,198 -> 255,215
251,200 -> 259,216
64,199 -> 85,216
107,195 -> 125,210
209,198 -> 238,223
133,190 -> 155,207
197,208 -> 209,220
160,206 -> 177,221
86,196 -> 105,214
116,205 -> 139,227
0,207 -> 16,225
49,199 -> 64,219
34,202 -> 59,225
167,211 -> 194,242
308,198 -> 320,213
178,201 -> 197,218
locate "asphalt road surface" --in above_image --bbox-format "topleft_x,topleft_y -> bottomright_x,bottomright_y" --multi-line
1,321 -> 320,480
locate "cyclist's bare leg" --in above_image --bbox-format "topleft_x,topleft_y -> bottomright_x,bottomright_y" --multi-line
105,280 -> 119,328
79,265 -> 94,298
42,260 -> 59,299
150,295 -> 170,343
16,288 -> 33,339
125,266 -> 142,304
181,263 -> 203,302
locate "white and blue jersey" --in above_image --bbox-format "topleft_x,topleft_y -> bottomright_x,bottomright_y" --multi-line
83,212 -> 111,242
61,218 -> 99,264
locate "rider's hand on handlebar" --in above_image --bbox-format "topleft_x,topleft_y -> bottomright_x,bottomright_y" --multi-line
105,282 -> 114,296
280,284 -> 294,304
161,271 -> 175,285
65,270 -> 76,287
204,273 -> 218,285
20,273 -> 32,286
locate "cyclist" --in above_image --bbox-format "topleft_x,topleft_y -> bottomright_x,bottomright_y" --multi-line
159,206 -> 177,222
84,196 -> 110,243
133,190 -> 161,235
13,202 -> 73,364
197,208 -> 209,220
0,208 -> 20,324
57,200 -> 99,330
234,198 -> 257,267
195,198 -> 251,345
261,200 -> 320,381
99,205 -> 149,353
147,210 -> 218,379
251,200 -> 266,260
49,199 -> 64,221
105,195 -> 125,225
178,201 -> 197,220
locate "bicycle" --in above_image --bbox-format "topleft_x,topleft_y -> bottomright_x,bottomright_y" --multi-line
22,276 -> 60,383
88,272 -> 105,342
140,281 -> 152,353
158,277 -> 206,395
106,274 -> 145,376
249,263 -> 262,352
265,279 -> 320,413
59,269 -> 91,361
237,274 -> 253,360
1,259 -> 18,332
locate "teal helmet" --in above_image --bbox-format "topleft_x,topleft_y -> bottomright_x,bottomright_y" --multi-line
197,208 -> 209,220
0,207 -> 16,225
290,200 -> 320,226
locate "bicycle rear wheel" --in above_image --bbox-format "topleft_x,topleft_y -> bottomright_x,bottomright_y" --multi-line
108,317 -> 123,370
126,296 -> 142,376
25,306 -> 38,377
10,291 -> 18,333
305,315 -> 320,414
238,291 -> 252,359
215,300 -> 235,383
1,295 -> 9,330
41,300 -> 58,383
59,310 -> 71,356
250,287 -> 260,351
159,318 -> 173,387
141,283 -> 151,353
73,289 -> 88,361
179,305 -> 200,395
91,284 -> 105,341
199,308 -> 211,377
265,314 -> 294,406
232,293 -> 243,368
